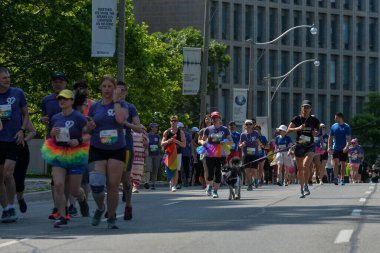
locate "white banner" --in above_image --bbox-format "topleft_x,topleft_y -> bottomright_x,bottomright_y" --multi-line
232,88 -> 248,125
182,47 -> 202,95
91,0 -> 117,57
256,116 -> 269,139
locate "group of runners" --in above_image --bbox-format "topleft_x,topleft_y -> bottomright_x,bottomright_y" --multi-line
0,66 -> 368,229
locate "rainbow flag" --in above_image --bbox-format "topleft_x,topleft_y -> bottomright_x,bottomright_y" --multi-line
163,142 -> 178,181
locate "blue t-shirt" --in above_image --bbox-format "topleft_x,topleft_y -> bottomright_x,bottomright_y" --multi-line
240,131 -> 260,156
0,87 -> 27,142
51,110 -> 87,141
40,93 -> 61,135
330,123 -> 352,151
88,100 -> 127,150
123,102 -> 138,149
275,135 -> 293,152
148,133 -> 161,156
317,133 -> 329,150
258,135 -> 268,157
182,131 -> 192,157
230,131 -> 241,151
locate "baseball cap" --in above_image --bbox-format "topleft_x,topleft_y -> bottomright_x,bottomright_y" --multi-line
149,122 -> 159,128
302,100 -> 312,107
244,119 -> 253,125
191,127 -> 199,132
51,72 -> 68,82
228,121 -> 236,126
56,89 -> 74,99
276,125 -> 287,132
210,111 -> 221,118
177,122 -> 184,128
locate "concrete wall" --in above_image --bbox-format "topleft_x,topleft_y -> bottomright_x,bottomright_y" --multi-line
28,139 -> 48,175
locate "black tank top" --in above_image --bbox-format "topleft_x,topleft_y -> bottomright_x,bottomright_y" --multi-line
166,128 -> 182,153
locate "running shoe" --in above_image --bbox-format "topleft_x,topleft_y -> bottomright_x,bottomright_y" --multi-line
212,190 -> 219,198
304,185 -> 310,196
171,186 -> 177,192
1,210 -> 10,223
150,184 -> 156,190
92,208 -> 105,226
18,198 -> 27,213
277,181 -> 283,186
254,179 -> 259,188
107,217 -> 119,229
124,206 -> 132,220
78,198 -> 90,217
206,185 -> 212,196
247,184 -> 253,191
68,204 -> 78,216
340,179 -> 345,186
143,182 -> 150,189
299,189 -> 305,198
65,213 -> 72,221
7,208 -> 18,222
48,208 -> 60,220
334,178 -> 338,185
176,184 -> 182,189
54,217 -> 68,228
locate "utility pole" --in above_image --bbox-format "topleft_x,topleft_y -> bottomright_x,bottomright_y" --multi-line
117,0 -> 126,82
199,0 -> 210,123
247,40 -> 254,119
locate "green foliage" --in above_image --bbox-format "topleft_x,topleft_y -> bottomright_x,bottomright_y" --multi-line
0,0 -> 230,136
350,92 -> 380,164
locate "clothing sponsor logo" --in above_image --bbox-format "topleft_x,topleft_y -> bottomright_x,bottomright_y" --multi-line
65,120 -> 74,129
7,97 -> 15,105
107,109 -> 115,116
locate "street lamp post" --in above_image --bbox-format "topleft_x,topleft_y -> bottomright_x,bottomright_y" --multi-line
246,24 -> 317,119
200,0 -> 210,124
265,59 -> 320,138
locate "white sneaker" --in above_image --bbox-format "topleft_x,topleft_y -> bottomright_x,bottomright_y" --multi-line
319,181 -> 323,185
171,186 -> 177,192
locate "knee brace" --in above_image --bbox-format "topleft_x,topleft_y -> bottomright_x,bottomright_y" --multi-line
89,171 -> 106,198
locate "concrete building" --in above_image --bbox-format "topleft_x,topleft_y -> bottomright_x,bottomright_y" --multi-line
133,0 -> 380,129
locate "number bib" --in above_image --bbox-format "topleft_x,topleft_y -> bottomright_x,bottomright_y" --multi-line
100,130 -> 118,145
55,128 -> 70,146
278,144 -> 286,150
0,104 -> 12,120
210,133 -> 223,143
246,147 -> 256,155
299,135 -> 311,144
150,144 -> 158,152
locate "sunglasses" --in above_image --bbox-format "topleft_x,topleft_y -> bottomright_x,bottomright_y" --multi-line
170,119 -> 178,122
302,105 -> 311,109
246,123 -> 253,125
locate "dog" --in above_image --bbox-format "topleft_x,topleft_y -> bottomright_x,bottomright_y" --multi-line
222,157 -> 242,200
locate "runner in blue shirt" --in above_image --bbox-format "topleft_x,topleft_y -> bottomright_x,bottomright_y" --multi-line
0,67 -> 30,223
274,125 -> 293,186
328,112 -> 352,186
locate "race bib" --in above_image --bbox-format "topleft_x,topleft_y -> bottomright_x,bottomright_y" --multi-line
278,144 -> 286,150
56,128 -> 70,142
100,129 -> 118,145
0,104 -> 12,120
351,154 -> 358,160
246,147 -> 256,155
299,135 -> 311,143
150,144 -> 158,152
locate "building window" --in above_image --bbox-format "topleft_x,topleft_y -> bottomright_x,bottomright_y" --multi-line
356,57 -> 364,91
331,15 -> 339,49
344,0 -> 352,10
306,0 -> 314,6
318,13 -> 326,48
222,47 -> 230,83
343,56 -> 352,90
245,48 -> 250,85
293,93 -> 302,117
306,12 -> 314,47
318,95 -> 326,123
256,49 -> 265,86
343,96 -> 351,120
369,0 -> 377,12
281,93 -> 289,125
210,1 -> 219,39
293,11 -> 301,46
343,16 -> 351,50
369,58 -> 377,92
281,51 -> 290,87
233,4 -> 241,41
369,18 -> 378,52
331,0 -> 337,8
233,47 -> 241,84
256,7 -> 265,42
318,54 -> 327,90
356,17 -> 364,50
329,55 -> 337,90
222,2 -> 230,40
356,96 -> 365,113
357,0 -> 364,11
245,5 -> 253,40
257,91 -> 265,116
281,10 -> 290,45
330,95 -> 339,117
269,50 -> 277,77
293,52 -> 301,88
318,0 -> 326,8
269,8 -> 277,41
305,53 -> 314,89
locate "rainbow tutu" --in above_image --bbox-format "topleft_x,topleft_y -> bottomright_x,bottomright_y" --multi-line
41,138 -> 89,168
197,143 -> 231,157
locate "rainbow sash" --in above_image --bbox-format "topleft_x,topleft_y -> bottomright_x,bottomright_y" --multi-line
163,142 -> 178,181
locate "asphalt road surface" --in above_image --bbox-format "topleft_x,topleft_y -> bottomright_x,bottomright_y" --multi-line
0,182 -> 378,253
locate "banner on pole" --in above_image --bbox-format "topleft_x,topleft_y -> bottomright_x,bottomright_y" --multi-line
256,116 -> 269,139
232,88 -> 248,125
182,47 -> 202,95
92,0 -> 117,57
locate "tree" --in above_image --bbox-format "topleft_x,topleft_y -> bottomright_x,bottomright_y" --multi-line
350,92 -> 380,164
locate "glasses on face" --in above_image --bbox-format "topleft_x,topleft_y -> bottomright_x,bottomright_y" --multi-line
170,119 -> 178,122
302,105 -> 311,109
246,123 -> 253,126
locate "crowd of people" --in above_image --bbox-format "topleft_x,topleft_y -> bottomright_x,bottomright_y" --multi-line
0,67 -> 378,229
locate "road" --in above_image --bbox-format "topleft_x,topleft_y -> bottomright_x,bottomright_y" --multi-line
0,183 -> 378,253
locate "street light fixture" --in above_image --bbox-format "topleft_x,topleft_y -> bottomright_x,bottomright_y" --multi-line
246,24 -> 317,119
265,58 -> 320,138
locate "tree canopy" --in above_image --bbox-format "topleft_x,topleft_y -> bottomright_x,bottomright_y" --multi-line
0,0 -> 230,136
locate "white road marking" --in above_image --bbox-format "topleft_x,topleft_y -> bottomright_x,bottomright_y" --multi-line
359,198 -> 366,202
369,186 -> 375,190
351,209 -> 362,216
161,201 -> 182,206
334,229 -> 353,244
0,238 -> 29,249
365,191 -> 372,194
